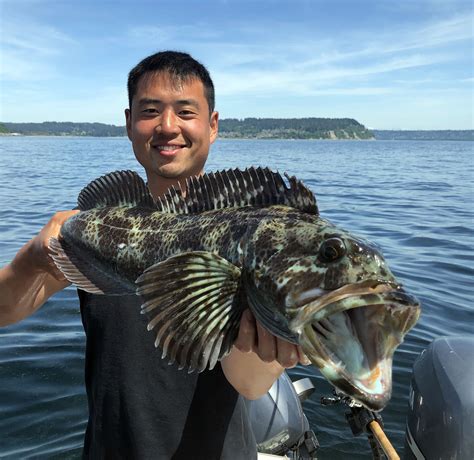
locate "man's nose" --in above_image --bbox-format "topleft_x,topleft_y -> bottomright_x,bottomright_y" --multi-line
158,108 -> 180,135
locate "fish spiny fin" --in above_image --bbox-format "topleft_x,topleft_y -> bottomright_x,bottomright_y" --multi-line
135,251 -> 244,373
49,237 -> 135,295
154,167 -> 318,215
77,170 -> 155,211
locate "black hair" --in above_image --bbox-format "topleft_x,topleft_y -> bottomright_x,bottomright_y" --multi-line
127,51 -> 215,115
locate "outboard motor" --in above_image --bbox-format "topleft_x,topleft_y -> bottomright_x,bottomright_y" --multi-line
247,372 -> 319,459
404,336 -> 474,459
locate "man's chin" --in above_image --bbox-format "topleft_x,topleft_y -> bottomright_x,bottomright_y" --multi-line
156,160 -> 206,179
151,164 -> 204,184
155,166 -> 182,179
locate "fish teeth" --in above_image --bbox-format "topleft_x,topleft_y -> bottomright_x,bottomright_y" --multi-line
311,322 -> 329,340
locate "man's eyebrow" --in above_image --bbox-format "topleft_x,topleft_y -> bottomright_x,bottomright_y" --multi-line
176,98 -> 200,108
137,98 -> 200,108
137,98 -> 161,105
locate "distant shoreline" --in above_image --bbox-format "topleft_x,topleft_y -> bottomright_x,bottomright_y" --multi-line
1,120 -> 472,141
1,133 -> 473,141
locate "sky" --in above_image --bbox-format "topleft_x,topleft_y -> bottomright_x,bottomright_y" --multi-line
0,0 -> 472,129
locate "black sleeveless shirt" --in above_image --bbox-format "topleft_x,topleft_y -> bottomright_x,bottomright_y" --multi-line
79,290 -> 257,459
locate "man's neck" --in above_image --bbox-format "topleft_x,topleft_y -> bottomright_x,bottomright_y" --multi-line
146,172 -> 203,200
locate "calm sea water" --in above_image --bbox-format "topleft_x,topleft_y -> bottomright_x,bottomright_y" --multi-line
0,137 -> 473,459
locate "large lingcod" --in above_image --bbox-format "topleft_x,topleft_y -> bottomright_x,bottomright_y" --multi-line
50,167 -> 420,411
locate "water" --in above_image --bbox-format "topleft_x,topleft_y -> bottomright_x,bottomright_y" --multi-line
0,137 -> 473,458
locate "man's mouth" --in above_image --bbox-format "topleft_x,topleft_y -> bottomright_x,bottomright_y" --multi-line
152,144 -> 186,156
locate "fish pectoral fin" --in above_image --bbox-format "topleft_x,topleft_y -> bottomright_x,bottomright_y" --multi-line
136,251 -> 244,373
49,237 -> 135,295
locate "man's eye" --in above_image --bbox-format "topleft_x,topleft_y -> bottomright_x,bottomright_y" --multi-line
143,108 -> 159,114
180,110 -> 195,116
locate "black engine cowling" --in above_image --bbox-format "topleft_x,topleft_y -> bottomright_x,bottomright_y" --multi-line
404,336 -> 474,459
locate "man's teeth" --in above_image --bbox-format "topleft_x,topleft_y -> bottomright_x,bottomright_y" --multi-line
156,145 -> 181,151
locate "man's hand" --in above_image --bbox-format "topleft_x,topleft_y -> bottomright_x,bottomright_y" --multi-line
221,309 -> 311,399
1,209 -> 79,326
13,210 -> 80,281
233,309 -> 311,368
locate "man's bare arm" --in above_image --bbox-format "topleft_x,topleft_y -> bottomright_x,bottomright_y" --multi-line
221,309 -> 311,400
0,210 -> 78,326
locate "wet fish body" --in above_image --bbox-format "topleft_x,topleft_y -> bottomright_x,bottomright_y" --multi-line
50,168 -> 420,410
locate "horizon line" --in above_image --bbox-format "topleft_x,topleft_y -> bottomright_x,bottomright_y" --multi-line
1,121 -> 473,131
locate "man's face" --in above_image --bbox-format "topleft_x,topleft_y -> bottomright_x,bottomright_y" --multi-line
125,72 -> 218,188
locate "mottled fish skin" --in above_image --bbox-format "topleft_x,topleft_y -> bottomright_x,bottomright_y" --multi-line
62,202 -> 402,336
61,208 -> 256,274
53,168 -> 420,410
244,213 -> 396,311
61,205 -> 310,284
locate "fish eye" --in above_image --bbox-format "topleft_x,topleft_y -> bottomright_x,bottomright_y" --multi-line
319,237 -> 346,263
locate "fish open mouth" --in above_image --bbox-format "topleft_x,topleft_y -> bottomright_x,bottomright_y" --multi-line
291,280 -> 420,411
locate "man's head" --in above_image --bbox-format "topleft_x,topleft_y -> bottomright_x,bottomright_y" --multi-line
125,51 -> 218,197
127,51 -> 215,116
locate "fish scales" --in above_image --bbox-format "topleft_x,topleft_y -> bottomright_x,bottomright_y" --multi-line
50,167 -> 420,410
62,204 -> 320,293
63,206 -> 279,274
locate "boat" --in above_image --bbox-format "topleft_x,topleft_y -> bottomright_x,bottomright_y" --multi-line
248,336 -> 474,459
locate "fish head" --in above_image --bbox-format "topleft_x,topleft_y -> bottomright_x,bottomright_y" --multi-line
249,215 -> 421,410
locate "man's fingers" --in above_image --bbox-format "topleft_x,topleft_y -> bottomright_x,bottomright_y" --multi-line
255,320 -> 277,363
234,311 -> 313,368
276,340 -> 299,368
234,309 -> 257,353
41,209 -> 79,280
51,209 -> 80,226
297,346 -> 312,366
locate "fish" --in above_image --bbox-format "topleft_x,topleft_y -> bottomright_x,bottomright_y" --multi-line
49,167 -> 420,411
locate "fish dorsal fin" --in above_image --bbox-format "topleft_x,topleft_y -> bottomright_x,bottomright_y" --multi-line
155,167 -> 318,215
77,170 -> 155,211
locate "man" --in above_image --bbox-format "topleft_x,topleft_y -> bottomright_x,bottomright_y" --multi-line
0,51 -> 308,459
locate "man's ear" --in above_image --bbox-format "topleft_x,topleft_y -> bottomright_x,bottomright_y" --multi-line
125,108 -> 132,141
209,111 -> 219,144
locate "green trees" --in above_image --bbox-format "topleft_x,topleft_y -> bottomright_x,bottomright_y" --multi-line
218,118 -> 373,139
1,118 -> 376,139
1,122 -> 126,137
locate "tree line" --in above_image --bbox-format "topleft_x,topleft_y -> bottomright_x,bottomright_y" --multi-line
1,118 -> 373,139
1,122 -> 126,137
2,121 -> 471,141
218,118 -> 373,139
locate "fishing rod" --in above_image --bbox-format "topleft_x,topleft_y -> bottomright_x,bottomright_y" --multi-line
321,390 -> 400,460
249,373 -> 402,459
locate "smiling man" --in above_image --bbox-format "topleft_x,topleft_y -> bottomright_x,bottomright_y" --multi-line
125,57 -> 218,197
0,51 -> 308,459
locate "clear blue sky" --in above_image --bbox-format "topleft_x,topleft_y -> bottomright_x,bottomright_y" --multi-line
1,0 -> 472,129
